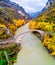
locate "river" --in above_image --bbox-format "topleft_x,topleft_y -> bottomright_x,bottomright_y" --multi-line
14,23 -> 55,65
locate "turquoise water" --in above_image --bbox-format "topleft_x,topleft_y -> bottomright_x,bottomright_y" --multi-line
14,23 -> 55,65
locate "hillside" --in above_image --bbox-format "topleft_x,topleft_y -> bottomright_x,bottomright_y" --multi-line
0,0 -> 31,39
29,0 -> 55,32
0,0 -> 31,19
29,0 -> 55,56
34,0 -> 55,23
0,0 -> 28,64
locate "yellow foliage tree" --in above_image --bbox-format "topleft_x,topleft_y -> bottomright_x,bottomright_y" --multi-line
13,19 -> 25,28
8,23 -> 17,31
29,21 -> 54,32
0,23 -> 6,28
29,21 -> 38,29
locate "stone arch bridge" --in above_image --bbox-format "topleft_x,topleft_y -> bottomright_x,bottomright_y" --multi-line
0,29 -> 52,48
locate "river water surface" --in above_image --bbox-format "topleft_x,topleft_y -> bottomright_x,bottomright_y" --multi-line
14,23 -> 55,65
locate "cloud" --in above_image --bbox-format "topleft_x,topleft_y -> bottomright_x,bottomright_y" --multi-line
10,0 -> 48,13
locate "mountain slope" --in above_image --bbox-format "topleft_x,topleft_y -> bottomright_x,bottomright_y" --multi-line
34,0 -> 55,23
29,0 -> 55,32
30,0 -> 53,18
0,0 -> 31,39
29,0 -> 55,56
0,0 -> 31,20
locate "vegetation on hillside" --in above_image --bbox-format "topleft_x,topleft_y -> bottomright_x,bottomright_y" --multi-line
0,0 -> 30,39
0,3 -> 26,38
29,21 -> 55,32
43,33 -> 55,56
0,19 -> 26,39
29,0 -> 55,56
0,43 -> 21,65
0,0 -> 27,64
0,19 -> 24,64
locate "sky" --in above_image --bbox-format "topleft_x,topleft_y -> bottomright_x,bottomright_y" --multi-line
10,0 -> 48,13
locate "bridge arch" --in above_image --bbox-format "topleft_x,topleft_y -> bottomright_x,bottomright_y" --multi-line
0,29 -> 45,48
14,29 -> 46,43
